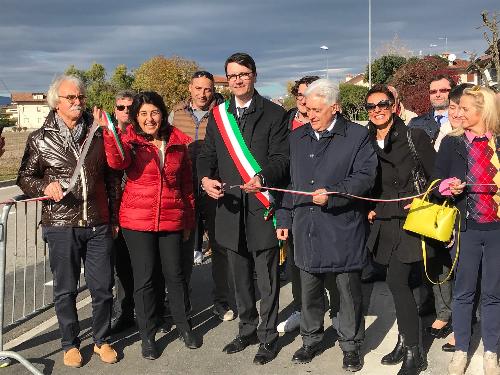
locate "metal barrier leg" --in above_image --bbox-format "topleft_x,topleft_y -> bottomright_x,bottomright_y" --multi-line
0,203 -> 43,374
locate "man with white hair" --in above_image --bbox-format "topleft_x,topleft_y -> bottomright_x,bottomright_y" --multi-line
17,75 -> 121,368
276,79 -> 377,372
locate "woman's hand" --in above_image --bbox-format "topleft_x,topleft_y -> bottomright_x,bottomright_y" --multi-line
92,107 -> 108,129
368,210 -> 377,224
276,228 -> 288,241
448,178 -> 465,196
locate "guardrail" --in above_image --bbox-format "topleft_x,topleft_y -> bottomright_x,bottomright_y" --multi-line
0,196 -> 43,373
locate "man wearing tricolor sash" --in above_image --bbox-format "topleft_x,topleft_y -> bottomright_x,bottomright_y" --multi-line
198,52 -> 289,365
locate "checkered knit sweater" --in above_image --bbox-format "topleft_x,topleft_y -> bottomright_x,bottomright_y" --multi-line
464,136 -> 500,225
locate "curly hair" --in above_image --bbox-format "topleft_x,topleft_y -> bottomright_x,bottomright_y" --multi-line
291,76 -> 320,97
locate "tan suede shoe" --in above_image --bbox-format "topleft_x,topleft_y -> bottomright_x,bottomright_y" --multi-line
94,344 -> 118,364
63,348 -> 83,368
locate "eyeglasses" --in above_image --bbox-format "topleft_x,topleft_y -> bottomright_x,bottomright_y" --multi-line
296,93 -> 306,100
192,71 -> 214,81
116,105 -> 132,111
138,110 -> 162,117
226,72 -> 253,82
59,95 -> 86,103
365,100 -> 392,111
429,88 -> 451,95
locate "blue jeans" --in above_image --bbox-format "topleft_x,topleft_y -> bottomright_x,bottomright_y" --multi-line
452,228 -> 500,352
43,225 -> 114,351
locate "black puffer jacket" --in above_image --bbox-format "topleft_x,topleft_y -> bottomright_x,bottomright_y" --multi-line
17,110 -> 121,227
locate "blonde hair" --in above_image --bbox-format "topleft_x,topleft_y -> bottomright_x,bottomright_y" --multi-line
449,86 -> 500,137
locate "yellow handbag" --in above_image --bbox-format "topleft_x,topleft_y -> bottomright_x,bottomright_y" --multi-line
403,179 -> 461,285
403,179 -> 458,242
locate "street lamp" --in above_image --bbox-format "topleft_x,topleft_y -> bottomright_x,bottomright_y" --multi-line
320,45 -> 329,79
368,0 -> 372,88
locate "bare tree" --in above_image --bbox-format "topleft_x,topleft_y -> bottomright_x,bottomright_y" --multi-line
376,34 -> 413,58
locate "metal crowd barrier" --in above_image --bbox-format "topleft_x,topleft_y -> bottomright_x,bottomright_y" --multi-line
0,195 -> 86,374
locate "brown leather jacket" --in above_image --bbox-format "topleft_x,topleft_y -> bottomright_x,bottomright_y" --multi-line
17,110 -> 121,227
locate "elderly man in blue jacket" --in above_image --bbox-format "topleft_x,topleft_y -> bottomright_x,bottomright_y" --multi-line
276,79 -> 377,372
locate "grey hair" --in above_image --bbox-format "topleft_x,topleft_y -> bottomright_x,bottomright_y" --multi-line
304,79 -> 339,105
115,89 -> 135,102
47,75 -> 86,109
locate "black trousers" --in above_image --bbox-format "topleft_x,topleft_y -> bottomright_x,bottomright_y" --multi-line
386,256 -> 421,346
122,229 -> 191,341
43,225 -> 114,351
300,269 -> 364,351
113,230 -> 134,320
227,238 -> 279,344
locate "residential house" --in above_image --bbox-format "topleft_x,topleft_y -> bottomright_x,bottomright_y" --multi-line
11,92 -> 50,129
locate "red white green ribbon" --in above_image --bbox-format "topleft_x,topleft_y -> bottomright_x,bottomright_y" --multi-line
213,101 -> 272,209
102,111 -> 125,160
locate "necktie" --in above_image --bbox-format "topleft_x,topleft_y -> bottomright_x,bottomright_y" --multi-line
435,115 -> 443,126
237,107 -> 246,118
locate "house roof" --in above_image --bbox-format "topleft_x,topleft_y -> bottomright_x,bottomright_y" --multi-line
214,75 -> 228,85
345,73 -> 365,85
11,92 -> 47,103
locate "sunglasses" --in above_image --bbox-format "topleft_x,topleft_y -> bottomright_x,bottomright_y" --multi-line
116,105 -> 132,111
429,88 -> 451,95
365,100 -> 392,111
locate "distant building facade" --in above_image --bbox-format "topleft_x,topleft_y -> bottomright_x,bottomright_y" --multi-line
11,92 -> 50,129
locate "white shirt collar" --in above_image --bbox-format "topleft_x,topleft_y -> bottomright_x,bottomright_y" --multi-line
235,97 -> 252,109
314,116 -> 337,140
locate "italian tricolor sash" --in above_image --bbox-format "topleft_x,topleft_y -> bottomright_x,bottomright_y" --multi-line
212,101 -> 272,211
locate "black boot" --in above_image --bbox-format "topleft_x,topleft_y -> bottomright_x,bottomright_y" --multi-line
179,330 -> 202,349
397,345 -> 427,375
381,334 -> 405,365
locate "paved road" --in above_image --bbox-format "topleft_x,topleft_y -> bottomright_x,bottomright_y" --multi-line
3,262 -> 485,375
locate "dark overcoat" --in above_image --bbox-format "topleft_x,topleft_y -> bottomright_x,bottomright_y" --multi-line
197,91 -> 289,252
365,116 -> 436,265
276,114 -> 377,273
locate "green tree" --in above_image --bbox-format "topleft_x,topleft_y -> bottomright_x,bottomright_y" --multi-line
65,65 -> 88,85
111,64 -> 134,90
365,55 -> 407,84
133,55 -> 199,110
282,81 -> 296,111
339,83 -> 369,121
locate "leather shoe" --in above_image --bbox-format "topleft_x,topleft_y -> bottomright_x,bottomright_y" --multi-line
179,330 -> 202,349
425,321 -> 452,338
141,338 -> 159,360
253,342 -> 278,365
292,344 -> 322,364
223,334 -> 258,354
442,342 -> 456,352
343,350 -> 362,372
381,334 -> 405,365
110,315 -> 135,334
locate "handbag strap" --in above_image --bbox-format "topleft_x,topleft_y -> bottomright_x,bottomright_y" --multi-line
422,210 -> 461,285
421,179 -> 441,201
406,129 -> 426,176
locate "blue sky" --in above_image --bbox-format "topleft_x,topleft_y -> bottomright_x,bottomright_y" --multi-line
0,0 -> 497,98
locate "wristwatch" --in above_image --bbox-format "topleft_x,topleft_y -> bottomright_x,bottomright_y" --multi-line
255,173 -> 266,186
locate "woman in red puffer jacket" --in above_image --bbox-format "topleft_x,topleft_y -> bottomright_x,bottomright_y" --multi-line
99,91 -> 200,361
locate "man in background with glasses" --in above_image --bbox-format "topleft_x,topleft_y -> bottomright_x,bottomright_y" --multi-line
169,71 -> 233,322
198,53 -> 289,365
409,75 -> 456,143
109,90 -> 137,334
17,75 -> 121,368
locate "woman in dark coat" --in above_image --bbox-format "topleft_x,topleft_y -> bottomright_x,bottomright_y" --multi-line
365,85 -> 435,375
